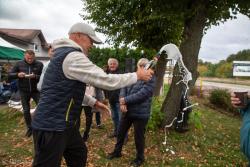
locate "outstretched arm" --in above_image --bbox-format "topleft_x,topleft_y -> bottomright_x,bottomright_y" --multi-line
63,52 -> 153,90
122,77 -> 155,105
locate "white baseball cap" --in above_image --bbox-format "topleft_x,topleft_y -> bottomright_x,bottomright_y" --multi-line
68,22 -> 102,44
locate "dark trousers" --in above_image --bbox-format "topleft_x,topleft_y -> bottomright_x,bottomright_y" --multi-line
32,127 -> 87,167
83,106 -> 101,136
83,106 -> 93,137
20,91 -> 40,129
95,112 -> 101,126
113,114 -> 148,161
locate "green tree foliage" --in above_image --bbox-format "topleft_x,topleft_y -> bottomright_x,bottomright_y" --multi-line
226,49 -> 250,62
89,47 -> 156,71
197,64 -> 208,77
82,0 -> 250,126
214,61 -> 233,78
198,49 -> 250,78
82,0 -> 183,49
198,60 -> 218,77
199,60 -> 233,78
203,63 -> 218,77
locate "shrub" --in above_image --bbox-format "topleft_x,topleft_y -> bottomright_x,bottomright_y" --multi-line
147,84 -> 170,130
189,109 -> 202,129
208,89 -> 235,112
147,97 -> 165,130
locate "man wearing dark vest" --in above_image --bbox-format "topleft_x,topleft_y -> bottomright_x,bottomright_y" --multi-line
31,22 -> 153,167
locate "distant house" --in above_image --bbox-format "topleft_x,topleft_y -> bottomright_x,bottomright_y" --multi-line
0,28 -> 50,62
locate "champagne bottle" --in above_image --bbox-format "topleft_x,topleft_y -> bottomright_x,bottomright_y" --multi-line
144,53 -> 160,70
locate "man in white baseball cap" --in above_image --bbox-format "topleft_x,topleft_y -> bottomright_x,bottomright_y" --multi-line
31,22 -> 153,167
68,22 -> 102,44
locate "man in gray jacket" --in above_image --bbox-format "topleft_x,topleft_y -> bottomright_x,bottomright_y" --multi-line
31,22 -> 153,167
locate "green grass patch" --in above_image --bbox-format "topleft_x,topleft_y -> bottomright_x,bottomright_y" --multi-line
0,105 -> 32,166
0,97 -> 248,166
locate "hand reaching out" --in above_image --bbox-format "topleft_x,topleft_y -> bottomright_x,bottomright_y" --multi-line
94,101 -> 111,116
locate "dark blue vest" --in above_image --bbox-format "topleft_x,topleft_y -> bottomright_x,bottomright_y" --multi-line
32,47 -> 85,131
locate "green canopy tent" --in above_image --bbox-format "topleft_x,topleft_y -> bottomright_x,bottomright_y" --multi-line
0,46 -> 24,60
0,37 -> 24,60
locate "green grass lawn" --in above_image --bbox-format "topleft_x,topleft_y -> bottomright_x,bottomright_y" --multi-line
0,97 -> 248,167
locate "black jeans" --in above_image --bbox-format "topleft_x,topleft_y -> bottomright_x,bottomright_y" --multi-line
113,114 -> 148,161
32,127 -> 87,167
83,106 -> 93,137
95,112 -> 101,126
20,91 -> 40,129
83,106 -> 102,136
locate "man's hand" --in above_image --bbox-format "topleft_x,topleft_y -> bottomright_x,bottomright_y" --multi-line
29,73 -> 36,79
136,67 -> 154,81
18,72 -> 26,78
119,97 -> 125,105
120,104 -> 127,113
94,101 -> 111,116
231,92 -> 244,109
102,99 -> 109,106
24,73 -> 36,79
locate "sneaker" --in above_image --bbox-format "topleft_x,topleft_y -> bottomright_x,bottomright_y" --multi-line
25,128 -> 32,138
107,152 -> 122,160
130,159 -> 144,167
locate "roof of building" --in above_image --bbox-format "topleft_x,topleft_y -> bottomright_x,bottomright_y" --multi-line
0,28 -> 47,46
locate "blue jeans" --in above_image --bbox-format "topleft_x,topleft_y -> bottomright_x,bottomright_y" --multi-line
110,102 -> 121,135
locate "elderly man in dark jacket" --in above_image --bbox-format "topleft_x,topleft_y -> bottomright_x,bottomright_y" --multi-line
8,50 -> 43,137
105,58 -> 122,138
107,58 -> 155,167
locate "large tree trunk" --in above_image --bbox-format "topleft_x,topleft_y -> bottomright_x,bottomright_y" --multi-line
161,3 -> 207,126
153,55 -> 167,96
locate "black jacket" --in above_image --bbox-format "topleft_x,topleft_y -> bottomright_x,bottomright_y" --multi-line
8,59 -> 43,92
104,69 -> 121,103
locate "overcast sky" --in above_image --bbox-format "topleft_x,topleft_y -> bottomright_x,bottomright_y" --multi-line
0,0 -> 250,63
